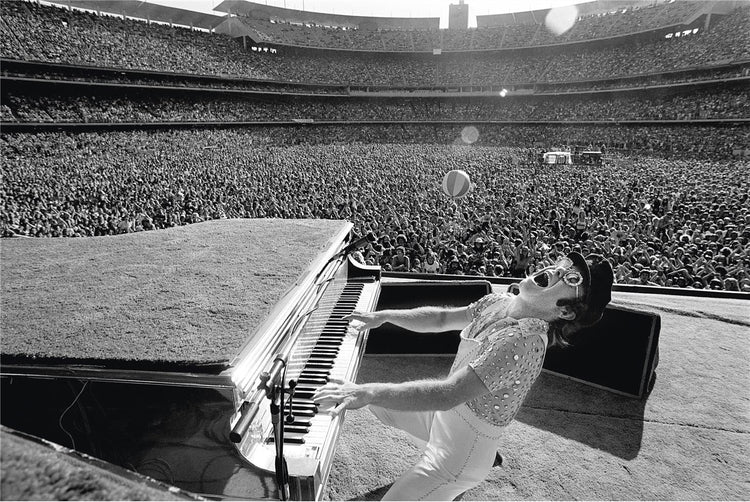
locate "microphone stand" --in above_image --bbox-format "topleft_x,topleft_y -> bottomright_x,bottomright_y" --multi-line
270,385 -> 290,501
260,355 -> 292,501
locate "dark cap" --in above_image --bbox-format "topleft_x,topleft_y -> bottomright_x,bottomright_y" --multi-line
568,252 -> 614,327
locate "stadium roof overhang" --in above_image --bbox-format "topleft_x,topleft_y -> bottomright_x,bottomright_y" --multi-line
45,0 -> 226,30
214,0 -> 440,30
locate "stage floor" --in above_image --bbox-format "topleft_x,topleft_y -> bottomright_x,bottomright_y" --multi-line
325,288 -> 750,500
1,221 -> 748,500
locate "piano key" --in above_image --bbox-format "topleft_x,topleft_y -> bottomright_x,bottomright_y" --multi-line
297,378 -> 327,385
287,408 -> 316,418
292,391 -> 316,400
300,366 -> 331,371
283,425 -> 310,434
266,435 -> 305,445
304,363 -> 334,370
291,399 -> 319,407
284,419 -> 312,427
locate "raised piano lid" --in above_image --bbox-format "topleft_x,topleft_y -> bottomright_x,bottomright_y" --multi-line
0,218 -> 353,388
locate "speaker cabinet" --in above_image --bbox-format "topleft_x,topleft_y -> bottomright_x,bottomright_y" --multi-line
543,305 -> 660,399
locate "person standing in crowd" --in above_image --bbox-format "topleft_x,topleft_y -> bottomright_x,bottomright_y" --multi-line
314,253 -> 614,500
422,251 -> 441,274
391,246 -> 411,272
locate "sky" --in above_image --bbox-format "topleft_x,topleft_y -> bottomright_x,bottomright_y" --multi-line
149,0 -> 590,28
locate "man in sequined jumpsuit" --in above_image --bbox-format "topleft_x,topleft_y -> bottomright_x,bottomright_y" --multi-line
313,252 -> 614,500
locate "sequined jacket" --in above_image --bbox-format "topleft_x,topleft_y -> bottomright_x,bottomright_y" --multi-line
450,292 -> 549,427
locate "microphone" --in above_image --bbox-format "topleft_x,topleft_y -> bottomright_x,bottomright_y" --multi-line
259,353 -> 287,398
341,232 -> 376,254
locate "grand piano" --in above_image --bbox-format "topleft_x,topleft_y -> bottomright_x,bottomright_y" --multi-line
0,219 -> 381,500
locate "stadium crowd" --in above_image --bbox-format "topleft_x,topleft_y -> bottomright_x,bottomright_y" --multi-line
212,2 -> 706,52
1,1 -> 748,88
2,129 -> 748,291
1,3 -> 748,294
3,87 -> 748,124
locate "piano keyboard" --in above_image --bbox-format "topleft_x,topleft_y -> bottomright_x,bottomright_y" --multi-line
270,280 -> 373,449
269,282 -> 366,446
231,255 -> 380,500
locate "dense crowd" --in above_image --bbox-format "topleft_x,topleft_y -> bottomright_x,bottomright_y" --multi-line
3,87 -> 748,124
1,3 -> 748,295
2,129 -> 748,291
1,1 -> 748,88
222,2 -> 705,51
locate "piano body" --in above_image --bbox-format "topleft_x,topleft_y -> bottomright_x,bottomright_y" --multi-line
229,250 -> 381,500
0,219 -> 380,500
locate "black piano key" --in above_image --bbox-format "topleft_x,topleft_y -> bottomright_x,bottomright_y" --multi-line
266,436 -> 305,445
297,378 -> 327,385
309,352 -> 339,358
307,353 -> 337,359
285,419 -> 312,427
293,391 -> 316,400
307,356 -> 335,363
300,368 -> 330,378
299,369 -> 330,376
283,425 -> 310,434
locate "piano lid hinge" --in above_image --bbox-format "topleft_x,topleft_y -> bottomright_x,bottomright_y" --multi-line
346,255 -> 381,281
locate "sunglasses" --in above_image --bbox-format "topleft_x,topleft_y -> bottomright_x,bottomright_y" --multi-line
554,256 -> 585,299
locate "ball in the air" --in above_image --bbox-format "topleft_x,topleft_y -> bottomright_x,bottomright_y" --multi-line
442,170 -> 471,199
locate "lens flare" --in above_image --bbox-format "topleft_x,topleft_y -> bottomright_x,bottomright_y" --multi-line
545,4 -> 578,36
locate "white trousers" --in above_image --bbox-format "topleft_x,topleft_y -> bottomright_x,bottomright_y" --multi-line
369,403 -> 504,501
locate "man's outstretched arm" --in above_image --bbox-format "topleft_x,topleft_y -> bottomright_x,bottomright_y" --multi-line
312,366 -> 488,416
345,305 -> 472,334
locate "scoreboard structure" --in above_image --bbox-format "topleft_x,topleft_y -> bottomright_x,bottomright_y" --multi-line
449,1 -> 469,30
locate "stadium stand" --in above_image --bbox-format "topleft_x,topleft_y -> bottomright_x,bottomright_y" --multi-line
2,85 -> 749,123
0,1 -> 748,87
0,0 -> 748,293
229,1 -> 709,51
